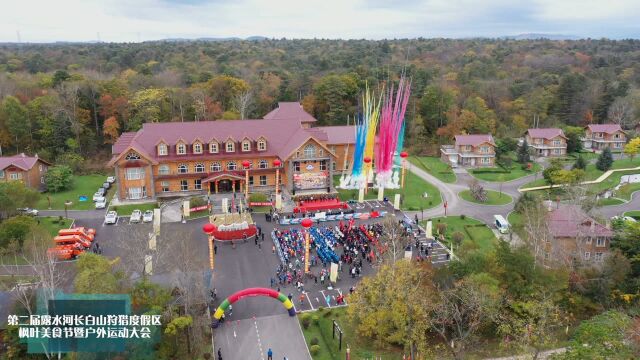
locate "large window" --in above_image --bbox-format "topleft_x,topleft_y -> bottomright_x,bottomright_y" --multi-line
303,144 -> 316,158
209,142 -> 219,153
227,161 -> 237,171
596,237 -> 606,247
584,252 -> 591,260
595,252 -> 603,262
161,181 -> 170,192
194,179 -> 202,190
258,139 -> 266,151
177,143 -> 187,155
125,167 -> 144,180
158,144 -> 168,156
127,187 -> 144,199
226,141 -> 235,153
177,164 -> 188,174
180,180 -> 188,191
210,162 -> 222,172
125,152 -> 141,160
195,163 -> 205,173
480,157 -> 490,164
553,140 -> 561,146
259,175 -> 267,186
320,161 -> 326,171
0,170 -> 4,178
242,140 -> 251,152
193,142 -> 203,154
10,173 -> 21,180
158,165 -> 170,175
258,160 -> 268,169
294,162 -> 300,172
249,176 -> 254,186
480,146 -> 489,153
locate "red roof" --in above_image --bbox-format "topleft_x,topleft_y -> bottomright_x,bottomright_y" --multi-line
454,134 -> 495,147
526,128 -> 566,139
548,205 -> 613,238
263,102 -> 317,123
316,126 -> 355,144
586,124 -> 624,134
110,119 -> 325,165
0,153 -> 49,171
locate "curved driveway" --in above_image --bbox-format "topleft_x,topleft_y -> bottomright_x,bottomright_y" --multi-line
407,162 -> 639,226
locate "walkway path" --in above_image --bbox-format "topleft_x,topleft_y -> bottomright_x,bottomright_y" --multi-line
520,166 -> 640,192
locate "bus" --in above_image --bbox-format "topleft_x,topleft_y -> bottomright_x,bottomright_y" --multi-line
47,241 -> 84,261
54,235 -> 91,249
58,227 -> 96,241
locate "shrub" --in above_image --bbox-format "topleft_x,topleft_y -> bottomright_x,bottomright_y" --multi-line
0,216 -> 36,249
301,314 -> 311,329
190,196 -> 207,208
322,309 -> 332,317
310,337 -> 319,346
44,165 -> 74,193
312,315 -> 320,325
310,345 -> 321,355
459,214 -> 466,220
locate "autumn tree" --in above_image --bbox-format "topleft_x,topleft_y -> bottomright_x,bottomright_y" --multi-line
103,116 -> 121,144
623,137 -> 640,162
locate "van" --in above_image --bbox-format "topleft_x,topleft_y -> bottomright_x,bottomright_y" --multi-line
494,215 -> 510,234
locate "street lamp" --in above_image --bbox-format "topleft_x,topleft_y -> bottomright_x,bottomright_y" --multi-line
203,223 -> 217,270
242,160 -> 251,202
64,200 -> 72,220
400,151 -> 408,188
273,159 -> 282,195
301,218 -> 313,274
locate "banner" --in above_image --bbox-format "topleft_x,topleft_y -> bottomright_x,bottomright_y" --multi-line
249,202 -> 273,206
190,204 -> 211,212
293,171 -> 328,190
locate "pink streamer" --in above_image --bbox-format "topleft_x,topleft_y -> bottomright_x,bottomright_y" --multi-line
375,77 -> 411,175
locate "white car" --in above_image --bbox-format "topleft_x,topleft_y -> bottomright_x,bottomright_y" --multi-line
143,210 -> 154,223
106,176 -> 116,184
93,192 -> 103,202
95,198 -> 107,209
130,210 -> 142,223
17,208 -> 39,216
105,211 -> 118,225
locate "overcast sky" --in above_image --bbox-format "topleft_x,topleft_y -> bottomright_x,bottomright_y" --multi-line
1,0 -> 639,42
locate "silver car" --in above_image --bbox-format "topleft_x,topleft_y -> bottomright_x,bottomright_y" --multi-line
143,210 -> 154,223
130,210 -> 142,223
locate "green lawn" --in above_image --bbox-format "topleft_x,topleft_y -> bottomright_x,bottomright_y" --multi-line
35,174 -> 112,210
469,163 -> 542,182
334,172 -> 442,211
250,205 -> 272,213
507,211 -> 525,240
459,189 -> 512,205
408,156 -> 456,183
299,307 -> 402,360
38,216 -> 74,236
597,198 -> 625,206
616,182 -> 640,200
110,202 -> 158,215
426,216 -> 498,256
623,211 -> 640,219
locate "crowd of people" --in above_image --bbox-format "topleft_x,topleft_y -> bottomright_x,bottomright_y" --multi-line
270,221 -> 385,289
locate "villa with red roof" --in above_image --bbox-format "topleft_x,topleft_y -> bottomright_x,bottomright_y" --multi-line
440,134 -> 496,167
524,128 -> 567,157
108,102 -> 356,201
582,123 -> 627,151
543,205 -> 613,267
0,153 -> 51,191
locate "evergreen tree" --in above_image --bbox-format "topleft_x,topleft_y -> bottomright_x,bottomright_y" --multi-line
573,155 -> 586,170
596,148 -> 614,171
517,139 -> 531,164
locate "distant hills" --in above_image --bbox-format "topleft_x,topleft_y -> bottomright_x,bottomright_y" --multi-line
501,33 -> 581,40
157,36 -> 268,42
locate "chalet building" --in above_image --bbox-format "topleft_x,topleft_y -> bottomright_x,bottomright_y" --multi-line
545,205 -> 613,267
0,153 -> 51,191
525,128 -> 567,157
108,102 -> 356,201
440,134 -> 496,168
582,124 -> 627,151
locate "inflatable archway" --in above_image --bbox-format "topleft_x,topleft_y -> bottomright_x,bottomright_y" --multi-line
211,287 -> 295,328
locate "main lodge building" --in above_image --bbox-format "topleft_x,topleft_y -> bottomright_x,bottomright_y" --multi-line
109,102 -> 355,201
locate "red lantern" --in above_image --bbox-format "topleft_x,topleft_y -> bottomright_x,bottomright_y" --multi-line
273,159 -> 282,167
400,151 -> 408,159
301,218 -> 313,229
371,211 -> 379,218
242,160 -> 251,169
363,156 -> 372,164
203,223 -> 216,234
